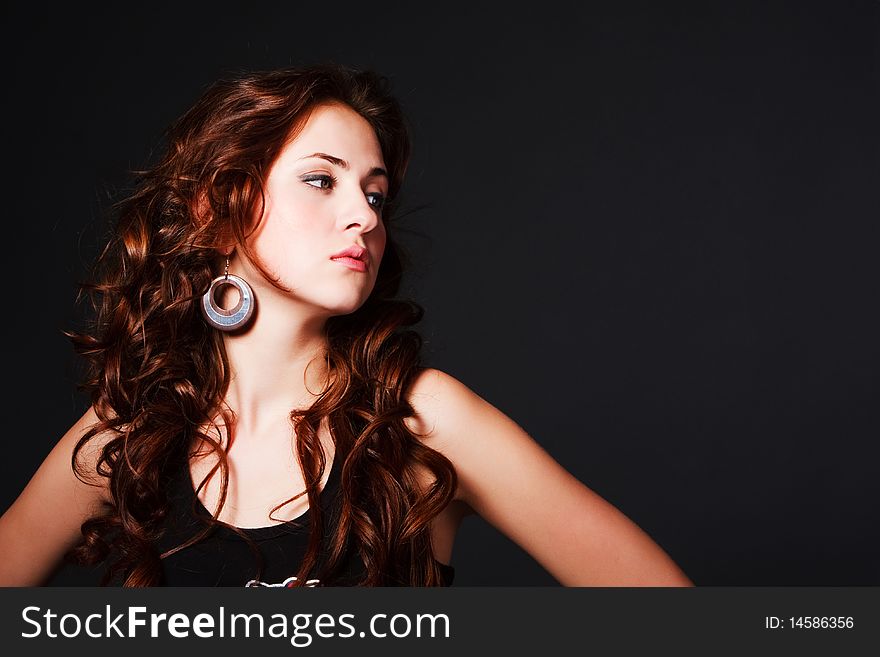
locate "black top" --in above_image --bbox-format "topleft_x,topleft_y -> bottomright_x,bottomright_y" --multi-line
154,452 -> 455,587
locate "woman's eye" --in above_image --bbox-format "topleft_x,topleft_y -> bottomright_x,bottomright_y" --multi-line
302,174 -> 334,190
302,175 -> 384,210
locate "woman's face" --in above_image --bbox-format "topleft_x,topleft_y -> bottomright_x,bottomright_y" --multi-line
241,102 -> 388,317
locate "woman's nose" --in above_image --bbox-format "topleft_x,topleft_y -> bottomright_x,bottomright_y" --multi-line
340,191 -> 380,234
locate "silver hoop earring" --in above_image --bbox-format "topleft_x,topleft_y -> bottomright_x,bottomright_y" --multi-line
200,257 -> 255,331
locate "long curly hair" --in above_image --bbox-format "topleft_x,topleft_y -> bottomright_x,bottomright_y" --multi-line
65,64 -> 457,586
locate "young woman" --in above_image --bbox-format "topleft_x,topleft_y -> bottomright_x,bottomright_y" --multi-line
0,64 -> 693,587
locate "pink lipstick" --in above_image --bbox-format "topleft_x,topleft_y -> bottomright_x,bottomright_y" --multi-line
330,244 -> 368,272
331,256 -> 367,272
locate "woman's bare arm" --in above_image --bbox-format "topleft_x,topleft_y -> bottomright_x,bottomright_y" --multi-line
0,405 -> 111,586
408,368 -> 694,586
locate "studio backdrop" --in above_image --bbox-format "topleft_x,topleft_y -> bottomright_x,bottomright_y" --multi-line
1,1 -> 877,585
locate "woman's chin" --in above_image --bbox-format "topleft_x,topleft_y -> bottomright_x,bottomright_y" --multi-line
324,295 -> 370,318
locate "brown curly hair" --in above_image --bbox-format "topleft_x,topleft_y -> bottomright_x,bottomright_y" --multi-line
65,64 -> 456,586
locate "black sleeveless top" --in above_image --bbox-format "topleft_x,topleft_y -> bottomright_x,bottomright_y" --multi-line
154,453 -> 455,587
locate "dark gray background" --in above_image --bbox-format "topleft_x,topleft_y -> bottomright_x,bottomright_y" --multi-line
1,1 -> 877,585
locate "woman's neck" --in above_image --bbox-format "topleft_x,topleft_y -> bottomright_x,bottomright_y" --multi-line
219,299 -> 331,439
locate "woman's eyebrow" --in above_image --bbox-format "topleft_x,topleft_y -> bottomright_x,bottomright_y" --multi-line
299,152 -> 388,179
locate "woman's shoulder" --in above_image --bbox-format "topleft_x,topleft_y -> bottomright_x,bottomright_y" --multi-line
403,367 -> 475,444
404,367 -> 520,460
0,404 -> 116,584
58,404 -> 117,502
403,367 -> 560,510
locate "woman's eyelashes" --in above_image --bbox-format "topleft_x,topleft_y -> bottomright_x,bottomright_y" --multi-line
366,192 -> 386,211
300,174 -> 386,211
301,173 -> 337,190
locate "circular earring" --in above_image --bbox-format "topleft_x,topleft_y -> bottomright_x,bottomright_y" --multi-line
200,256 -> 255,331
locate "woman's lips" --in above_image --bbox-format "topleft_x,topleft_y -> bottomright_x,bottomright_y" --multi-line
331,256 -> 367,272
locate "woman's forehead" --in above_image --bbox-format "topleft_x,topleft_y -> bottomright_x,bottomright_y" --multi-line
281,103 -> 385,167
